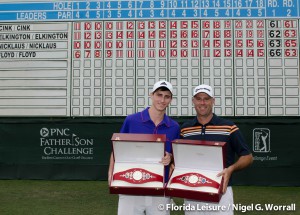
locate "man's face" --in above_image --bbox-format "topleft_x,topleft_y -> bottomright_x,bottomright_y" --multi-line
192,92 -> 214,117
151,89 -> 172,111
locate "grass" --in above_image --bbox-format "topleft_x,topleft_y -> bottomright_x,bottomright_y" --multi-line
0,180 -> 298,215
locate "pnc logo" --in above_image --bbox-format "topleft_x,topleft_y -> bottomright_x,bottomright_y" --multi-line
40,128 -> 70,137
40,128 -> 49,137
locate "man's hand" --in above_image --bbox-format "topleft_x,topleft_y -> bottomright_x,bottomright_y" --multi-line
160,152 -> 173,166
217,166 -> 234,194
217,154 -> 253,193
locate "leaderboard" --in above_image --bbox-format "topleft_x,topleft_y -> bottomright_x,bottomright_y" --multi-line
0,0 -> 299,20
0,0 -> 300,117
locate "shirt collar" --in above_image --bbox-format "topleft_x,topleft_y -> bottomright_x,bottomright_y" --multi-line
141,107 -> 171,127
192,113 -> 218,126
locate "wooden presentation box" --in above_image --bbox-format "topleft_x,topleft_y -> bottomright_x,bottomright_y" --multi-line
110,133 -> 166,196
166,139 -> 226,202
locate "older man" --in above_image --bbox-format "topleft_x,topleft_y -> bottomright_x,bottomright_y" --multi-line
180,84 -> 253,215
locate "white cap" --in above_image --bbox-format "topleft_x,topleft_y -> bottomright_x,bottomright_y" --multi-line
193,84 -> 214,97
152,80 -> 173,94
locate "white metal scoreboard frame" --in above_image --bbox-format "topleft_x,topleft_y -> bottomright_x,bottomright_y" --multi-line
0,0 -> 299,117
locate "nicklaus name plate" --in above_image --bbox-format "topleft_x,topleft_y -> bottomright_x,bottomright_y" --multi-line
166,139 -> 226,202
109,133 -> 166,196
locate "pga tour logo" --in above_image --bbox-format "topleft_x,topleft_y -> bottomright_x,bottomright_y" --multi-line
253,128 -> 270,153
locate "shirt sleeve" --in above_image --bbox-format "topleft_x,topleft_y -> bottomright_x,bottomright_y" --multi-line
119,116 -> 130,133
230,127 -> 251,156
175,126 -> 181,140
166,124 -> 180,153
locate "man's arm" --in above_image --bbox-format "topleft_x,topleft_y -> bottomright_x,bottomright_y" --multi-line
108,152 -> 114,185
217,153 -> 253,193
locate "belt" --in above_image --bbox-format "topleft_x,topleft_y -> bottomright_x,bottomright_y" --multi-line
170,172 -> 220,189
113,168 -> 163,184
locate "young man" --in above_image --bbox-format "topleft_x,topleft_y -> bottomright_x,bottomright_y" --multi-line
180,84 -> 253,215
108,80 -> 180,215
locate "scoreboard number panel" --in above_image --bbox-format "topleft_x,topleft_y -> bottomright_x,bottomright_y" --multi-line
0,0 -> 300,117
234,20 -> 267,116
136,20 -> 168,113
201,20 -> 234,116
103,21 -> 135,116
72,21 -> 103,116
267,19 -> 299,116
169,20 -> 200,116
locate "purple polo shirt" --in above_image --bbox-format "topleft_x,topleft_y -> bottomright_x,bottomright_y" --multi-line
120,107 -> 180,182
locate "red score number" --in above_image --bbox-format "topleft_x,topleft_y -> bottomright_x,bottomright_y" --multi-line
284,39 -> 297,47
285,49 -> 297,57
